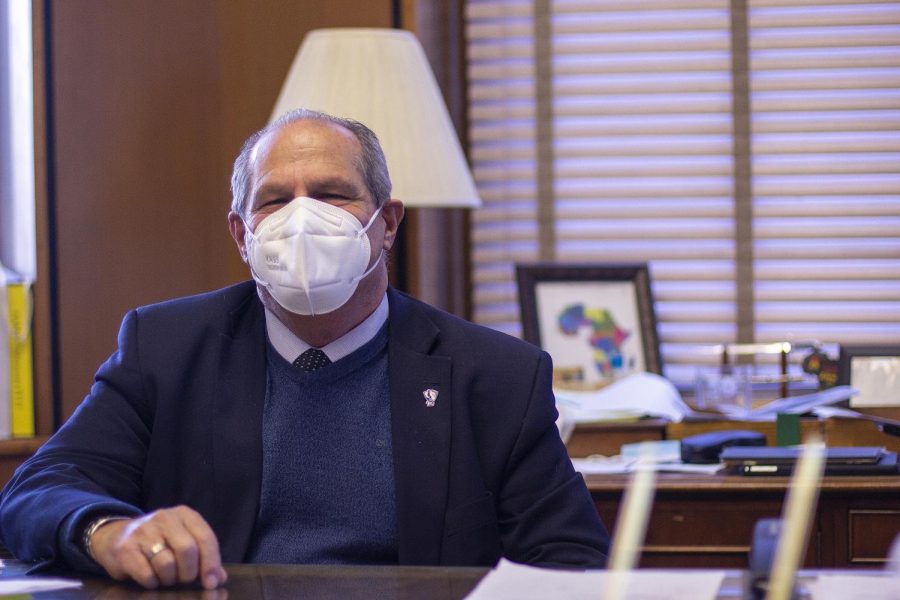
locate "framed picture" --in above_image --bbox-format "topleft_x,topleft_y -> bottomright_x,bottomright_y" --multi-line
838,344 -> 900,407
516,263 -> 661,390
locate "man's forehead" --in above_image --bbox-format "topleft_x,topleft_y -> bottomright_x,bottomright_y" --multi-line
250,119 -> 359,168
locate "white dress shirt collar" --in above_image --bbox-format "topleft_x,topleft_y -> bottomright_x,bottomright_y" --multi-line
264,293 -> 389,364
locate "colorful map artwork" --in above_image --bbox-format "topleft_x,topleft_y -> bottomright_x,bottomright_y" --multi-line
557,303 -> 630,377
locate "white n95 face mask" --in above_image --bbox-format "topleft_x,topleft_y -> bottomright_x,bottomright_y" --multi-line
244,197 -> 384,316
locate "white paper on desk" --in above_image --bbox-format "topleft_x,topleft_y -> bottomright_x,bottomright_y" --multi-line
572,457 -> 724,476
572,456 -> 636,474
555,372 -> 693,423
465,559 -> 724,600
812,405 -> 866,420
719,386 -> 857,421
0,577 -> 82,594
806,573 -> 900,600
654,462 -> 724,475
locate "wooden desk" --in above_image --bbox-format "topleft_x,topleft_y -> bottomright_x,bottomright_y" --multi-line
4,561 -> 487,599
567,415 -> 900,458
586,473 -> 900,569
667,418 -> 900,454
0,559 -> 889,599
566,419 -> 667,457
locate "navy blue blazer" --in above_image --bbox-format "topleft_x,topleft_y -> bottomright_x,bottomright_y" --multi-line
0,282 -> 608,571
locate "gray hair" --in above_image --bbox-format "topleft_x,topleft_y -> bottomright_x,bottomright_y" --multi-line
230,108 -> 392,216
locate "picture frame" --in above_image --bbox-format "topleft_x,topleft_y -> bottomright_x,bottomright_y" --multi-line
838,344 -> 900,408
516,263 -> 661,389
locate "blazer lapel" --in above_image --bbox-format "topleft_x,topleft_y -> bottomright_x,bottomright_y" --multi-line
210,288 -> 267,562
388,289 -> 453,565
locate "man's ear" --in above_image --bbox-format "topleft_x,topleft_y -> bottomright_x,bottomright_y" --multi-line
227,211 -> 249,263
380,199 -> 405,251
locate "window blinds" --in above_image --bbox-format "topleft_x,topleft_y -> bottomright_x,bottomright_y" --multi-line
467,0 -> 539,336
749,1 -> 900,353
465,0 -> 900,387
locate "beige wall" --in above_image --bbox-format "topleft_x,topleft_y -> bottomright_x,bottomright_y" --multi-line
44,0 -> 395,420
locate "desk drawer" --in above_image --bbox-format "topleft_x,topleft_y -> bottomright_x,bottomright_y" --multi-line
820,494 -> 900,567
593,493 -> 811,568
848,509 -> 900,564
644,499 -> 782,547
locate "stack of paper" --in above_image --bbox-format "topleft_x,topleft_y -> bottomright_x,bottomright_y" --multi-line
555,372 -> 693,423
464,559 -> 725,600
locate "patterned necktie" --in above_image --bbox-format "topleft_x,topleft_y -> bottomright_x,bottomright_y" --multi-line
293,348 -> 332,372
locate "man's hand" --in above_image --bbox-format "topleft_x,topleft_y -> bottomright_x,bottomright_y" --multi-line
89,506 -> 228,590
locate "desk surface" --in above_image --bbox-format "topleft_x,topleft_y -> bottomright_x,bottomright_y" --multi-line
584,472 -> 900,492
4,561 -> 488,599
1,559 -> 885,600
566,415 -> 900,459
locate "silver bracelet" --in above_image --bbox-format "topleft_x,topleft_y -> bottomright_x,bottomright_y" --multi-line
82,515 -> 131,562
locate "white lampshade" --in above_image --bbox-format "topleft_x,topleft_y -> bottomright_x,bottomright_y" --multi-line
270,28 -> 481,208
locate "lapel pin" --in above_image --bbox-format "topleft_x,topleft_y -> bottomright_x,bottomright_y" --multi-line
423,388 -> 439,407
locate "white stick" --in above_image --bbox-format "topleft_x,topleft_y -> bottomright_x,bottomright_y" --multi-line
605,446 -> 657,600
766,437 -> 826,600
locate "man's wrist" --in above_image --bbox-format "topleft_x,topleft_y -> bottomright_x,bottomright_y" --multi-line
82,515 -> 131,562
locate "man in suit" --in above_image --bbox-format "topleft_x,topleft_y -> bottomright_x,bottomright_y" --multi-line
0,109 -> 609,589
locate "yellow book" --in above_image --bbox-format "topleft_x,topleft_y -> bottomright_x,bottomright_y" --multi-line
7,276 -> 34,438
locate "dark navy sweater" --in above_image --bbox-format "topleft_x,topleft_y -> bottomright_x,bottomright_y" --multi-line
247,325 -> 396,564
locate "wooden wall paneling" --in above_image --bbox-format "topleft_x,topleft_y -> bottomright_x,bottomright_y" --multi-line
48,0 -> 393,421
50,0 -> 227,420
30,0 -> 52,435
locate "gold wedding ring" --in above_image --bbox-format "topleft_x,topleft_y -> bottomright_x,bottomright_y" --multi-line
147,541 -> 168,560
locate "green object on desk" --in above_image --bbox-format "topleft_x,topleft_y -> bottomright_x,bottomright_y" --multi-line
776,413 -> 801,446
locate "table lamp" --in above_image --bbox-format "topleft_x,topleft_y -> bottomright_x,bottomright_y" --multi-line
269,28 -> 481,209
